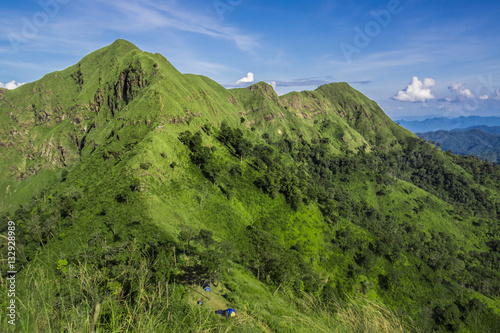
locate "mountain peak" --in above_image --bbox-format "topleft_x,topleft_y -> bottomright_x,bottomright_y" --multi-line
110,39 -> 138,48
316,82 -> 357,96
247,81 -> 276,94
233,81 -> 281,105
78,39 -> 140,66
105,39 -> 140,54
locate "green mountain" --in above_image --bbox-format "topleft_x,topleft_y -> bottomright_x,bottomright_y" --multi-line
1,40 -> 500,332
453,126 -> 500,134
418,128 -> 500,163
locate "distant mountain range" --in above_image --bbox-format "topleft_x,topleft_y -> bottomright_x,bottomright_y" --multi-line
397,116 -> 500,132
452,125 -> 500,134
417,126 -> 500,163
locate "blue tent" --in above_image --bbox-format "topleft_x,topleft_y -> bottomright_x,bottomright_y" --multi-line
203,284 -> 211,292
225,308 -> 237,317
215,308 -> 237,317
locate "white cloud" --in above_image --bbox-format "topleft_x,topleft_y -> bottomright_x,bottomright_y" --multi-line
0,80 -> 25,89
236,72 -> 254,84
437,82 -> 489,115
393,76 -> 436,102
270,81 -> 276,90
449,82 -> 475,100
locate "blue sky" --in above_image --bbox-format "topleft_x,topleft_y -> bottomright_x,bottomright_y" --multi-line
1,0 -> 500,119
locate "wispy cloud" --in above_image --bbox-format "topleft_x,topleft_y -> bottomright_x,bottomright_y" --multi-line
350,80 -> 371,85
224,77 -> 372,93
188,60 -> 237,76
448,82 -> 475,101
100,0 -> 259,53
272,78 -> 330,87
0,0 -> 260,58
226,76 -> 330,90
327,48 -> 430,80
478,89 -> 500,102
265,77 -> 370,88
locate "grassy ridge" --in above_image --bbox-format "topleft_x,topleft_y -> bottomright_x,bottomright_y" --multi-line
1,40 -> 500,332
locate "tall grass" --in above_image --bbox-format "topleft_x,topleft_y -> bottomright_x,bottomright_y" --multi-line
260,286 -> 409,333
2,258 -> 263,332
1,255 -> 410,333
334,295 -> 408,333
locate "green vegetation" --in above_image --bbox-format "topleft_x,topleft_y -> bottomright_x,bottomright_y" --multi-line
1,40 -> 499,332
417,128 -> 500,163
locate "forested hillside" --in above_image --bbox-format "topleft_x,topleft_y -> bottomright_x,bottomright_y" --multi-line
1,40 -> 499,332
454,125 -> 500,134
418,128 -> 500,163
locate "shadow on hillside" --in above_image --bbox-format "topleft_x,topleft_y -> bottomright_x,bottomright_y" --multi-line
178,262 -> 208,287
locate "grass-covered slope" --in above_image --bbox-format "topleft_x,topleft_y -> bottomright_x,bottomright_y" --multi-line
1,40 -> 500,332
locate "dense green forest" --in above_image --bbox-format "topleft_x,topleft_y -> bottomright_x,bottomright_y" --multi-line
1,40 -> 499,332
417,128 -> 500,163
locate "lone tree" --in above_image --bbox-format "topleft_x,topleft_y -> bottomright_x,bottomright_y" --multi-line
197,229 -> 215,250
201,247 -> 224,286
236,139 -> 253,163
179,224 -> 197,256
